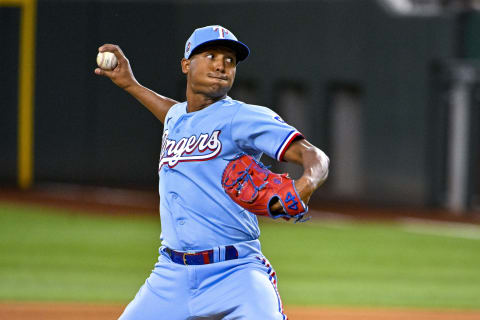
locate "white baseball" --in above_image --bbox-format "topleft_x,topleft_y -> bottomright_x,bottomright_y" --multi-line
96,51 -> 118,70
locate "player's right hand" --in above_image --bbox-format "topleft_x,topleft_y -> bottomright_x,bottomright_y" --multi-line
94,44 -> 139,90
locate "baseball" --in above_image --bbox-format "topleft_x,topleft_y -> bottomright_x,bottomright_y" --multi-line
96,51 -> 118,70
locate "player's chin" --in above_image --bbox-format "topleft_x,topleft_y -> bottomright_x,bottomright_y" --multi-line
207,83 -> 232,98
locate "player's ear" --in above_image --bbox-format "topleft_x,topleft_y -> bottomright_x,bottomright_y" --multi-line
181,58 -> 190,74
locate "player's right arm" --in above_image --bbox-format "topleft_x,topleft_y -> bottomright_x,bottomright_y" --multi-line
94,44 -> 178,123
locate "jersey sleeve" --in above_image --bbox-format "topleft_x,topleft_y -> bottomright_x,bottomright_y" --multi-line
230,104 -> 304,161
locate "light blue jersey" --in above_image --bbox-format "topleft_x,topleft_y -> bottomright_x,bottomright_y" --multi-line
158,96 -> 302,251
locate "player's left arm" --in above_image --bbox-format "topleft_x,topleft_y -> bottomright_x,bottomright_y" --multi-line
282,139 -> 329,206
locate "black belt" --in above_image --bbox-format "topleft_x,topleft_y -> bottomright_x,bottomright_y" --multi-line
165,246 -> 238,265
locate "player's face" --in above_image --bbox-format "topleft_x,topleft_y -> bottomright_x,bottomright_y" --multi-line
183,46 -> 237,99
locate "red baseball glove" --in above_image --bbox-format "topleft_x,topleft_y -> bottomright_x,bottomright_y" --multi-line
222,153 -> 309,222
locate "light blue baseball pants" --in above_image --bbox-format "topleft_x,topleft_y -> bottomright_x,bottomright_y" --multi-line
118,240 -> 287,320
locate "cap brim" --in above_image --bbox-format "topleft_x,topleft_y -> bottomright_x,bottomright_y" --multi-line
189,39 -> 250,62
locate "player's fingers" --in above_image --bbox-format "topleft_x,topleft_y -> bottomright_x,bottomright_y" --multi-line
98,43 -> 118,53
99,44 -> 128,64
269,199 -> 285,213
94,67 -> 113,77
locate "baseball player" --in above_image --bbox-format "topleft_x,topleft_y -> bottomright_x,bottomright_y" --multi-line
95,25 -> 329,320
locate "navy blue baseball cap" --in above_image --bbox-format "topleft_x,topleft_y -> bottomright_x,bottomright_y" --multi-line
184,25 -> 250,62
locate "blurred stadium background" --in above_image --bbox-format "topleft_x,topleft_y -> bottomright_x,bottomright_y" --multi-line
1,0 -> 480,319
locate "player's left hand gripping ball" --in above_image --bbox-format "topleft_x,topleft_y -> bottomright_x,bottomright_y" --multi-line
96,51 -> 118,70
222,154 -> 308,222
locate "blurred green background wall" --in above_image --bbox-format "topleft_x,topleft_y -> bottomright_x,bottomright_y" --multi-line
2,0 -> 480,209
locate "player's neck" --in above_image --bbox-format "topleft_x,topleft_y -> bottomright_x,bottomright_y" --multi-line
186,92 -> 226,113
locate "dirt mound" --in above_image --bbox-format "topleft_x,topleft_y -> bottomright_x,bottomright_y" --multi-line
1,303 -> 479,320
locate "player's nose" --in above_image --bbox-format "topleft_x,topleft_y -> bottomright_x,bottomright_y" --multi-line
213,57 -> 225,72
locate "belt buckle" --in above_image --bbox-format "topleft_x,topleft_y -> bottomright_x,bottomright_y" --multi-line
182,252 -> 196,265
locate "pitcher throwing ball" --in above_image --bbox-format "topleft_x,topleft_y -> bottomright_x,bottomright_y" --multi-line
95,25 -> 329,320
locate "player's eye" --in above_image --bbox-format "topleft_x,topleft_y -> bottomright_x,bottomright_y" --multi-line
226,57 -> 233,64
206,54 -> 213,59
